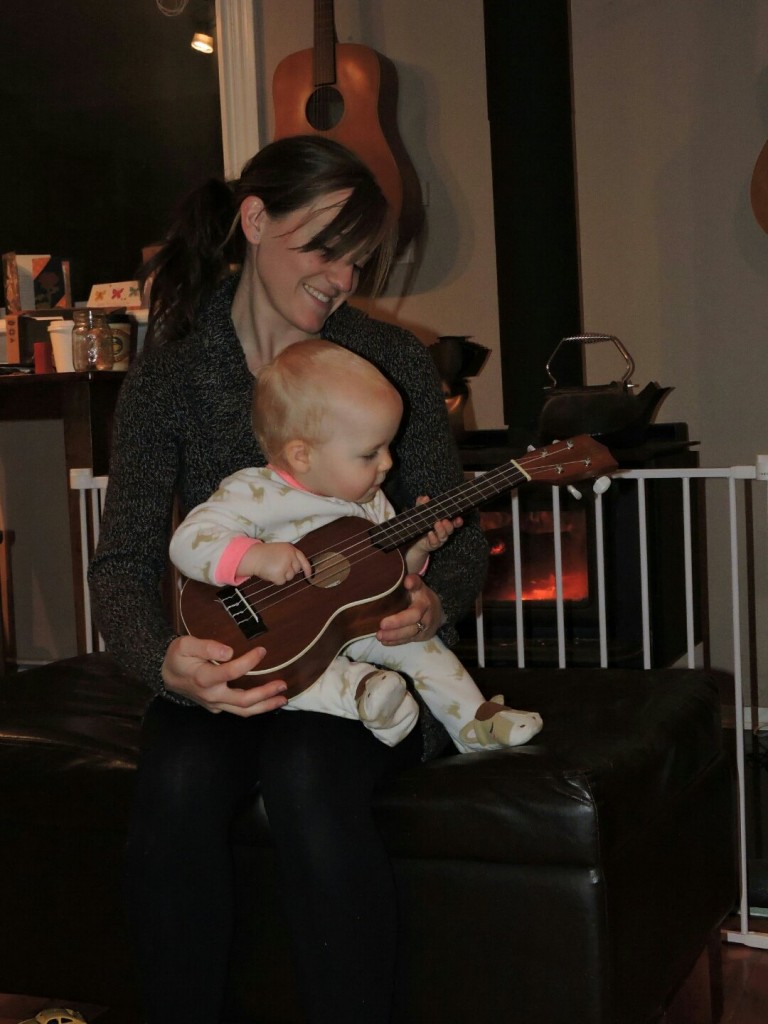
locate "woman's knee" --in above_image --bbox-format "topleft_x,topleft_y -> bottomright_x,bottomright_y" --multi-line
133,698 -> 259,822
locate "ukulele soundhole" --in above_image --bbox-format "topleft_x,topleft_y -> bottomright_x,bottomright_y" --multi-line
309,549 -> 350,589
305,86 -> 345,131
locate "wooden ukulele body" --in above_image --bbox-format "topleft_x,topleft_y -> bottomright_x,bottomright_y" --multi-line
180,516 -> 410,697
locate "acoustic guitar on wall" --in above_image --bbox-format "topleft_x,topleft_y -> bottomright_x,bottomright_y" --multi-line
272,0 -> 422,250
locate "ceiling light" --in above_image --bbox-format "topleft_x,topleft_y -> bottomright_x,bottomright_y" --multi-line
191,31 -> 214,54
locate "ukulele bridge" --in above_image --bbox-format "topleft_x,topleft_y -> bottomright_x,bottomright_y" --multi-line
215,585 -> 267,640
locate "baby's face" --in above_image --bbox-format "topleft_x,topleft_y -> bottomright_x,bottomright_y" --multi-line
302,386 -> 403,503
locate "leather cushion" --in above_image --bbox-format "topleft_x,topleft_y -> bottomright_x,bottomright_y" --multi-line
0,655 -> 726,867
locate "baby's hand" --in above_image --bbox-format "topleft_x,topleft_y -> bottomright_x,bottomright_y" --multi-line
414,516 -> 459,554
238,542 -> 312,585
406,496 -> 463,569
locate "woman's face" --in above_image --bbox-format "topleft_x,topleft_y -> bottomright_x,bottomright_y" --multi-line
244,190 -> 371,338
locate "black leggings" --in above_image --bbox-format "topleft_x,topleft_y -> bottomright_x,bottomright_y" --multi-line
124,697 -> 423,1024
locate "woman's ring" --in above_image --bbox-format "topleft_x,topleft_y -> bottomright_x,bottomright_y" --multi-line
416,620 -> 426,633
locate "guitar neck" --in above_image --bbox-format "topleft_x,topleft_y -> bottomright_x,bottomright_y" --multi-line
314,0 -> 337,85
369,434 -> 616,553
371,461 -> 528,553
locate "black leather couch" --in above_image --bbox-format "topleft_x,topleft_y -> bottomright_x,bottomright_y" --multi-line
0,654 -> 737,1023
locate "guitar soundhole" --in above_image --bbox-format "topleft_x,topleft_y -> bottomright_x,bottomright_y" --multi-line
309,549 -> 350,589
305,86 -> 345,131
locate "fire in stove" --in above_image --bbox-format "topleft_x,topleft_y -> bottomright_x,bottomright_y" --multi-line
480,508 -> 590,603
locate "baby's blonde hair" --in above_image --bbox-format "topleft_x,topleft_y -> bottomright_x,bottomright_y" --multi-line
252,339 -> 400,464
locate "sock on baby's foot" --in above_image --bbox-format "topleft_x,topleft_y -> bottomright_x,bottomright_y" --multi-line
356,670 -> 407,725
458,694 -> 543,751
355,670 -> 420,746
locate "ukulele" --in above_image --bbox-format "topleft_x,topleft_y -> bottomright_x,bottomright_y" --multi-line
272,0 -> 422,249
179,435 -> 617,696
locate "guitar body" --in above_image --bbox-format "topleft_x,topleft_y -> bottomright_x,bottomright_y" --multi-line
272,43 -> 423,249
179,516 -> 410,696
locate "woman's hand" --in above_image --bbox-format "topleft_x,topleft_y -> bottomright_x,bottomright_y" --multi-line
376,574 -> 445,645
161,635 -> 289,716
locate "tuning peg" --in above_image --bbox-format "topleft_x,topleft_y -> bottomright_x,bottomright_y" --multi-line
567,485 -> 583,500
593,476 -> 612,495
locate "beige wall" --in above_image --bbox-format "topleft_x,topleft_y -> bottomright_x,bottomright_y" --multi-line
570,0 -> 768,467
570,0 -> 768,699
0,421 -> 76,664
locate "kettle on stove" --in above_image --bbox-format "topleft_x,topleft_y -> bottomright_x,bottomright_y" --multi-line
537,333 -> 673,446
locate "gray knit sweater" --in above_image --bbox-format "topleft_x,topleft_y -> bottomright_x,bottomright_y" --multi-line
88,276 -> 488,759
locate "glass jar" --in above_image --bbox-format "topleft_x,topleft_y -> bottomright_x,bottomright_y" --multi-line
71,309 -> 115,371
107,311 -> 134,371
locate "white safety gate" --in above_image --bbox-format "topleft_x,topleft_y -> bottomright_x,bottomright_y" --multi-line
69,467 -> 109,654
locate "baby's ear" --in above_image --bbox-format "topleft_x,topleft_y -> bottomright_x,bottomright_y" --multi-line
282,439 -> 311,476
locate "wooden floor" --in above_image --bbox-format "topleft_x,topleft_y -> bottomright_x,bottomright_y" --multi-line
0,942 -> 766,1024
721,942 -> 768,1024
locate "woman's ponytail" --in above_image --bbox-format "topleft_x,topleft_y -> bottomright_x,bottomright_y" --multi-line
141,176 -> 240,348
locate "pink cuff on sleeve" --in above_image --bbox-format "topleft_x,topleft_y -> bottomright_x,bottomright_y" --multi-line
419,554 -> 430,576
215,537 -> 262,585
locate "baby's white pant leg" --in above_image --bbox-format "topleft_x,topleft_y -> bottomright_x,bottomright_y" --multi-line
286,656 -> 381,719
344,635 -> 486,752
286,653 -> 419,746
346,637 -> 543,752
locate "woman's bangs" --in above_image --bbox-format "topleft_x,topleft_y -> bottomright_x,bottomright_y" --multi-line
301,183 -> 390,262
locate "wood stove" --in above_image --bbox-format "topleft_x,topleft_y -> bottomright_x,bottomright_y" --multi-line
455,425 -> 702,668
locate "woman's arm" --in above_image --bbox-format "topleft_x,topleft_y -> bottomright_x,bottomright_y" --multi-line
383,336 -> 488,643
88,355 -> 184,691
88,356 -> 290,714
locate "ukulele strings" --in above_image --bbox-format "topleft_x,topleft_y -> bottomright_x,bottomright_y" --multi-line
230,444 -> 591,617
359,449 -> 593,557
232,461 -> 527,612
231,449 -> 589,618
231,449 -> 591,612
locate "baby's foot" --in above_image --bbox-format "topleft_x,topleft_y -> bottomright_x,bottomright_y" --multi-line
458,694 -> 543,751
356,670 -> 409,727
355,670 -> 419,746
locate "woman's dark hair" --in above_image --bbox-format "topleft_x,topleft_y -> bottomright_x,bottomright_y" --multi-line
141,136 -> 394,347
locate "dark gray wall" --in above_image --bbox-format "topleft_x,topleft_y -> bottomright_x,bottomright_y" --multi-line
1,0 -> 222,304
484,0 -> 583,443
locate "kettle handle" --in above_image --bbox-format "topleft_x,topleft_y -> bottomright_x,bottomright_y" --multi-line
545,333 -> 636,387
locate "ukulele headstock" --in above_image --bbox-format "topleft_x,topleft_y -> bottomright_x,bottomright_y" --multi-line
516,435 -> 618,486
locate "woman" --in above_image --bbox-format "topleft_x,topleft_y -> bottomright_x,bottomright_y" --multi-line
89,135 -> 488,1024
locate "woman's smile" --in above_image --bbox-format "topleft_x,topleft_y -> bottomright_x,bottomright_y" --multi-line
303,282 -> 334,305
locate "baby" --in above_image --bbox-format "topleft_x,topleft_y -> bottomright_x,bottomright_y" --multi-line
170,340 -> 542,753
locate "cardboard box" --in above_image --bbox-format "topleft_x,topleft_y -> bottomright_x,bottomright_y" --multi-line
5,309 -> 74,365
3,252 -> 72,313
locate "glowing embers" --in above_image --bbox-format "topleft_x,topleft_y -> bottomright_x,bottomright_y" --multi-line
480,508 -> 589,604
